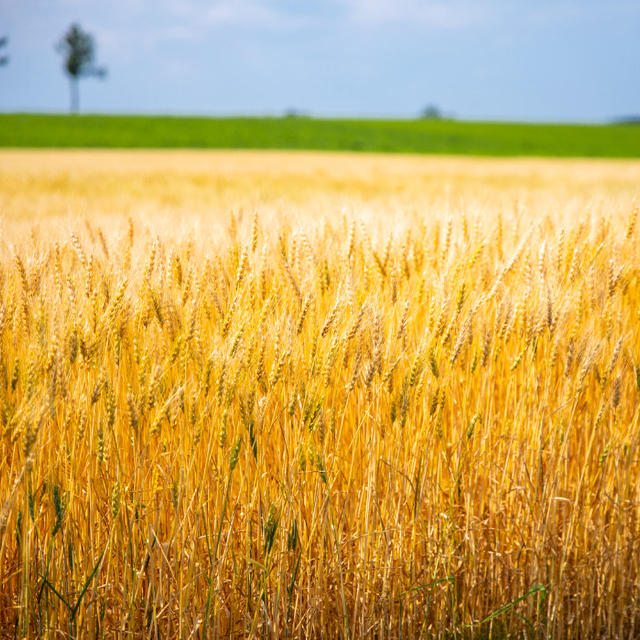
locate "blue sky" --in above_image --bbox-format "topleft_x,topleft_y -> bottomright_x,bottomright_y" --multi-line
0,0 -> 638,121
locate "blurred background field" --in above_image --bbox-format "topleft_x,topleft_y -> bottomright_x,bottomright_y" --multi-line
2,150 -> 640,230
1,114 -> 639,157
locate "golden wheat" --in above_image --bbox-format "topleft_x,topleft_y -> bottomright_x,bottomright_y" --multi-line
0,151 -> 639,638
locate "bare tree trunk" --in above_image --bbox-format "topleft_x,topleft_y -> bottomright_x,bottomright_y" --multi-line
70,77 -> 79,113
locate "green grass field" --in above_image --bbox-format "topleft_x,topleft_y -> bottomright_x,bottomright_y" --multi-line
1,113 -> 639,156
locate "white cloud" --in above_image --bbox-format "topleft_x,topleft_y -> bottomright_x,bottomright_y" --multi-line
339,0 -> 492,29
204,1 -> 311,29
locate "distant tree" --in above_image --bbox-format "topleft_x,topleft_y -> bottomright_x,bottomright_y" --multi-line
0,36 -> 8,67
284,108 -> 309,118
421,104 -> 442,120
56,24 -> 107,113
613,115 -> 640,125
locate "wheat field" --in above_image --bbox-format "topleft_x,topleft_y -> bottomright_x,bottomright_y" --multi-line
1,151 -> 640,638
